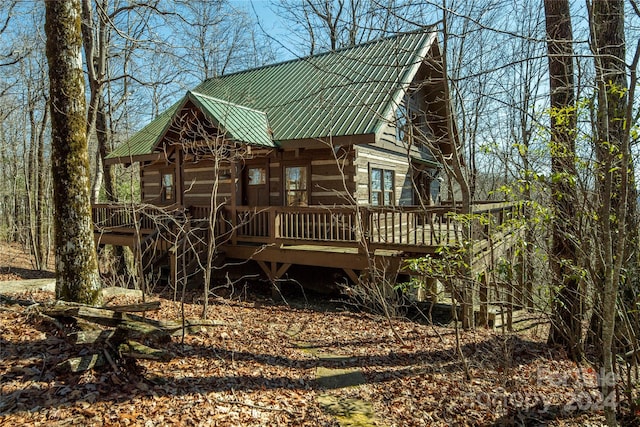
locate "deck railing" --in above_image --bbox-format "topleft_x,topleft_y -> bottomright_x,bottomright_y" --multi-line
92,202 -> 522,251
92,204 -> 172,233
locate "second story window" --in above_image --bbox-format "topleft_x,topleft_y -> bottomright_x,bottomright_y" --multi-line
396,103 -> 408,141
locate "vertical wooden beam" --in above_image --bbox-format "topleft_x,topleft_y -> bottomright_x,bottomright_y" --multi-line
478,271 -> 489,328
256,260 -> 272,281
230,160 -> 238,245
175,147 -> 184,207
270,262 -> 282,301
358,207 -> 370,254
270,208 -> 280,243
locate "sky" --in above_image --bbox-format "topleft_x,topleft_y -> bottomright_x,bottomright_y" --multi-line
246,0 -> 299,61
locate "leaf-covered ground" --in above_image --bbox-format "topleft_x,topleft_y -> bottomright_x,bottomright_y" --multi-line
0,243 -> 54,282
0,284 -> 612,427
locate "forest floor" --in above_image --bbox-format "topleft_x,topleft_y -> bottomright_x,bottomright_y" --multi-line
0,243 -> 618,426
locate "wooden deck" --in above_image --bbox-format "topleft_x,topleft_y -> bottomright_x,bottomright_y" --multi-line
92,201 -> 524,327
92,201 -> 522,280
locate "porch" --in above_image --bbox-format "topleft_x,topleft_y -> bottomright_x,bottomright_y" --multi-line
92,201 -> 522,281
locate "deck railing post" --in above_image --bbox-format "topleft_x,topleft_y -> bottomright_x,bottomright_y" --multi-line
358,207 -> 370,254
231,206 -> 237,245
271,208 -> 280,244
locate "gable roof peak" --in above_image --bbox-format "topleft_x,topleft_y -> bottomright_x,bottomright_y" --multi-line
106,26 -> 448,161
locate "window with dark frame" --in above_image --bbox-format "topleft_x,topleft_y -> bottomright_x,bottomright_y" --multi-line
370,167 -> 394,206
285,165 -> 308,206
247,167 -> 266,185
161,172 -> 174,202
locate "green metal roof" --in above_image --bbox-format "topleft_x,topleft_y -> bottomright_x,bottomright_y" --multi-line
108,29 -> 437,160
164,91 -> 274,147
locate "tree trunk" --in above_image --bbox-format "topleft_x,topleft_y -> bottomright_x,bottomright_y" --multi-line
36,99 -> 49,269
589,1 -> 635,424
543,0 -> 582,360
45,0 -> 102,305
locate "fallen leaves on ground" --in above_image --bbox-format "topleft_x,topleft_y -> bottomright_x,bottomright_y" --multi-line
0,289 -> 609,426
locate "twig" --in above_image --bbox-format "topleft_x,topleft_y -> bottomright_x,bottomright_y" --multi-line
37,312 -> 66,332
215,397 -> 298,416
103,348 -> 119,372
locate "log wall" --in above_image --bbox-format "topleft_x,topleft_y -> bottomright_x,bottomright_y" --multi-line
139,147 -> 357,207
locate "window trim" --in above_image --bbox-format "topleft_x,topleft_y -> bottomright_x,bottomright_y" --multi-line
161,169 -> 175,203
369,165 -> 395,206
247,166 -> 267,186
283,163 -> 310,206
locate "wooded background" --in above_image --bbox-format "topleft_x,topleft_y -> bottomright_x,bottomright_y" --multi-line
2,1 -> 640,424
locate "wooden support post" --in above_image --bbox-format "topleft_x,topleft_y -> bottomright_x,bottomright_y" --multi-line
478,271 -> 489,328
230,161 -> 237,245
343,268 -> 360,285
271,208 -> 279,242
270,261 -> 282,300
358,207 -> 370,254
256,260 -> 291,300
461,278 -> 475,330
256,260 -> 272,281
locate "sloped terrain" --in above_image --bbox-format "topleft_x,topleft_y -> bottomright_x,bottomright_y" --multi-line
0,285 -> 609,426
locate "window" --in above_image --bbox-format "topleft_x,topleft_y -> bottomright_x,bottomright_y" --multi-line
396,103 -> 408,141
396,94 -> 429,143
285,166 -> 308,206
247,167 -> 266,185
161,172 -> 174,202
370,167 -> 394,206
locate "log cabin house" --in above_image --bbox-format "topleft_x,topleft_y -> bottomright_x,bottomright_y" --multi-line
94,29 -> 522,322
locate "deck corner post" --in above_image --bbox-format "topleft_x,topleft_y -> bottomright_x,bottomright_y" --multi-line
271,208 -> 279,240
358,206 -> 370,254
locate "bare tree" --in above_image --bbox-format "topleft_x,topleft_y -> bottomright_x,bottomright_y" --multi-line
170,0 -> 274,83
587,0 -> 639,424
274,0 -> 401,55
45,0 -> 102,305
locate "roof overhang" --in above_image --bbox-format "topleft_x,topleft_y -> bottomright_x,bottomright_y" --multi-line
410,155 -> 440,169
277,133 -> 376,149
104,152 -> 164,166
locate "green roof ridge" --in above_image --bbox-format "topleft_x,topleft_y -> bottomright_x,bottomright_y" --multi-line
197,26 -> 437,85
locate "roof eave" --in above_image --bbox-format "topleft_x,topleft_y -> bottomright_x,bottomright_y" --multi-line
277,133 -> 375,149
104,152 -> 164,166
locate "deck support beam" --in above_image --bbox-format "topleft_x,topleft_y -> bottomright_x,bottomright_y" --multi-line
257,260 -> 292,300
256,261 -> 292,282
343,268 -> 361,285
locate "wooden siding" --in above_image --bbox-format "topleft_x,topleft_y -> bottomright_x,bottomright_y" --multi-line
140,164 -> 163,203
355,145 -> 417,206
182,160 -> 234,206
140,147 -> 357,208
